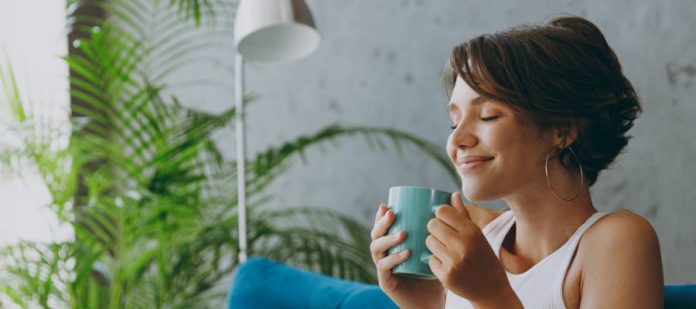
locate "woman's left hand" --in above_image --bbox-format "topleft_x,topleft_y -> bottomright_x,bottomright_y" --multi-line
425,192 -> 521,307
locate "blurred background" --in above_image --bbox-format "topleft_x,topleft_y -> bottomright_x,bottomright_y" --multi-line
1,0 -> 694,307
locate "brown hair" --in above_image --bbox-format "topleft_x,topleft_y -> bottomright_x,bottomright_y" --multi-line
444,16 -> 641,187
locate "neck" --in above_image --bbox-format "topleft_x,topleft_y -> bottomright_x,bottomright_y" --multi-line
501,167 -> 596,264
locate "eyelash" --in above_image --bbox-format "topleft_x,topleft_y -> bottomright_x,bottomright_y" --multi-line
449,116 -> 499,130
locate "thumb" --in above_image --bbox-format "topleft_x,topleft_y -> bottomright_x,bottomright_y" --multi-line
452,192 -> 471,220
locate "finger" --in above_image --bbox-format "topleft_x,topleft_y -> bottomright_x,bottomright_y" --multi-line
427,217 -> 459,240
370,231 -> 406,263
428,253 -> 445,280
452,192 -> 471,220
370,209 -> 395,241
434,204 -> 467,231
425,234 -> 451,266
374,203 -> 387,224
377,249 -> 410,278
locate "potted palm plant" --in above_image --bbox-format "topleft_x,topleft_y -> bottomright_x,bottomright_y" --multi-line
0,0 -> 458,308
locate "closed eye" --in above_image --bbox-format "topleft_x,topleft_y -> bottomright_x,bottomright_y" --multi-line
449,116 -> 500,130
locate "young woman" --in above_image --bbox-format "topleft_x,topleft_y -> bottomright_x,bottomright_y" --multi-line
370,16 -> 663,308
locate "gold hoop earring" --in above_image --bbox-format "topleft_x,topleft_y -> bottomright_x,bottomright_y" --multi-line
544,145 -> 584,202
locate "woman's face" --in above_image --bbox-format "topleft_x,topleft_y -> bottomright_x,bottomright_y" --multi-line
446,76 -> 557,202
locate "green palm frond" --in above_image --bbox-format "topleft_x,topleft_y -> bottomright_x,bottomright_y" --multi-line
167,0 -> 215,25
117,0 -> 237,81
246,123 -> 458,196
250,207 -> 376,282
0,58 -> 26,124
66,0 -> 231,97
0,242 -> 73,309
66,0 -> 231,30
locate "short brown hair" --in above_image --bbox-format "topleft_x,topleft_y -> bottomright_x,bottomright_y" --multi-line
444,16 -> 641,187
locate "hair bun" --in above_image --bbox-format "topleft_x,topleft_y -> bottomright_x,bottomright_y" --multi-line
549,16 -> 606,44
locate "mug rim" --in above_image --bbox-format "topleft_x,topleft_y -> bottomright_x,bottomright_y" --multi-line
388,185 -> 452,195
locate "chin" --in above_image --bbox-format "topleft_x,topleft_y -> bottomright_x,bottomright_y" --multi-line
460,182 -> 498,202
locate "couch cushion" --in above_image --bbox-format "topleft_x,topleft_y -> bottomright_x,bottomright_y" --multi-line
665,284 -> 696,308
227,257 -> 397,309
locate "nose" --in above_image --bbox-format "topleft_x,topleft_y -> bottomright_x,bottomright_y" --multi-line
449,123 -> 478,150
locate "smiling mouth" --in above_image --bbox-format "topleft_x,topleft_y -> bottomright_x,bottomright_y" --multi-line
457,157 -> 493,173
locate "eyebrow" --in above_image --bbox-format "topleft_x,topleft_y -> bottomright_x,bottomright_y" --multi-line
448,96 -> 488,111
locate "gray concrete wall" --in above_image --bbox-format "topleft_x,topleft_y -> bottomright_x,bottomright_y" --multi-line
170,0 -> 696,284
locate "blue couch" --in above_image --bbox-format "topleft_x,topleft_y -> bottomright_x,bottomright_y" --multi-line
228,257 -> 696,309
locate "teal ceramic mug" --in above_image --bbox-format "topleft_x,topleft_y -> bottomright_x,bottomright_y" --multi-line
386,186 -> 452,280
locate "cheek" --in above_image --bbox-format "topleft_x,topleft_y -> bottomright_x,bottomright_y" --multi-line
483,122 -> 520,150
446,134 -> 456,161
495,132 -> 542,168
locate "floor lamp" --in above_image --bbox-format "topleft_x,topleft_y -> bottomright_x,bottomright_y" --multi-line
233,0 -> 321,264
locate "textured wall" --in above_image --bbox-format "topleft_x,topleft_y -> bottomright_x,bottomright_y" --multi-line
173,0 -> 696,284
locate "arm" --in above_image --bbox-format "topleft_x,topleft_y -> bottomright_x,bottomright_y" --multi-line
580,211 -> 664,308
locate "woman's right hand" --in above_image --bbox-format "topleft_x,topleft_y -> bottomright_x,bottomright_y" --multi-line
370,203 -> 446,309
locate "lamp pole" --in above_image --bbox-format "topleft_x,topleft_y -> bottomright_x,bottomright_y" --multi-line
234,53 -> 248,263
233,0 -> 321,265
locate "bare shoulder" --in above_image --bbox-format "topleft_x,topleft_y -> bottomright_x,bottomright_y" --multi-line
463,203 -> 504,230
581,209 -> 661,260
584,209 -> 660,246
576,209 -> 663,308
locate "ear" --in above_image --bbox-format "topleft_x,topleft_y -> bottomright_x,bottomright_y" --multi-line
553,121 -> 578,148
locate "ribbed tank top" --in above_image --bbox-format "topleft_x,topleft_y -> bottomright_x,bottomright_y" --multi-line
444,210 -> 608,309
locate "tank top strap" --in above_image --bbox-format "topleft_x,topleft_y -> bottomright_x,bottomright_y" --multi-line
481,210 -> 515,258
549,211 -> 610,305
559,212 -> 607,280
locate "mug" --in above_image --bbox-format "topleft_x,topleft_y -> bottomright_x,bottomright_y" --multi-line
386,186 -> 452,280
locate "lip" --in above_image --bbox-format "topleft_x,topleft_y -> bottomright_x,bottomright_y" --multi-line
456,156 -> 494,173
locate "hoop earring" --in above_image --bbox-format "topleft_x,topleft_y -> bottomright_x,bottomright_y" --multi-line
544,145 -> 584,202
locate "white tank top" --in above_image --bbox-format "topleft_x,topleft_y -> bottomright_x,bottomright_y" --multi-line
444,210 -> 608,309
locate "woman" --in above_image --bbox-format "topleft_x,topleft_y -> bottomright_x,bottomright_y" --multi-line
369,16 -> 663,308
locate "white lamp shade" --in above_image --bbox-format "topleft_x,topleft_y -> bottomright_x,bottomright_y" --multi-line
234,0 -> 321,62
